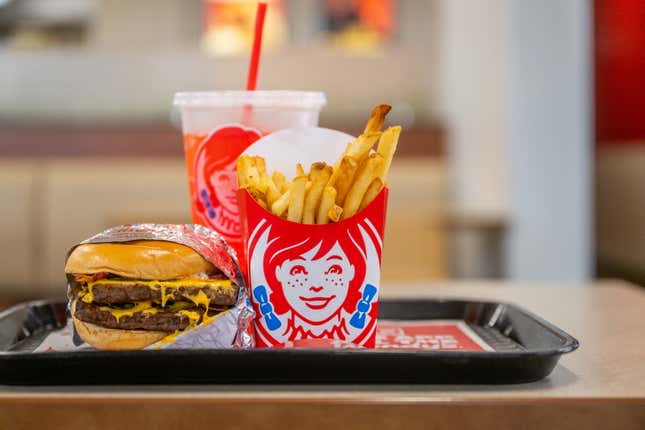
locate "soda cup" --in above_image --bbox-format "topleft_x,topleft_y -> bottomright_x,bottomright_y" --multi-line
173,91 -> 326,267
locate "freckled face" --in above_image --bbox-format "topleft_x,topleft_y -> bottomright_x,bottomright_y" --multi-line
275,242 -> 355,323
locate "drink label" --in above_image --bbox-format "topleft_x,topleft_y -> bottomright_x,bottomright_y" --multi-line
185,124 -> 262,263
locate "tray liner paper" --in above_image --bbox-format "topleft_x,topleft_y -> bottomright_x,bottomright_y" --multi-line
36,224 -> 254,352
375,320 -> 493,351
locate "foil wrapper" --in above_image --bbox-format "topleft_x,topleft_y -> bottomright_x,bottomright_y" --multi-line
66,223 -> 255,349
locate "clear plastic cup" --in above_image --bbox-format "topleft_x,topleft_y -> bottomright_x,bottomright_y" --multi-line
173,90 -> 326,266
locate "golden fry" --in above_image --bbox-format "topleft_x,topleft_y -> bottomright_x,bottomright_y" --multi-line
375,126 -> 401,183
237,155 -> 261,189
328,205 -> 343,222
303,165 -> 332,224
272,171 -> 286,191
344,132 -> 381,164
241,105 -> 400,225
358,177 -> 384,212
251,156 -> 279,207
327,160 -> 341,187
308,162 -> 327,181
363,104 -> 391,134
246,186 -> 267,208
264,176 -> 281,207
271,188 -> 291,217
332,156 -> 359,206
253,156 -> 267,176
287,176 -> 307,223
342,153 -> 384,220
316,186 -> 336,224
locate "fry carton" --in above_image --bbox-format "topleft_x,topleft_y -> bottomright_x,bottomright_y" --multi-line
237,127 -> 389,348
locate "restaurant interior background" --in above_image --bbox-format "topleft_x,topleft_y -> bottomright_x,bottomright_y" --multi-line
0,0 -> 643,303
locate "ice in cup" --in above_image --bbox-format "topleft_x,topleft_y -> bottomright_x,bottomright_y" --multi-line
173,91 -> 326,264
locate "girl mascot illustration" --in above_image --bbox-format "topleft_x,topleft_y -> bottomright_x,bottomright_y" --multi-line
248,218 -> 383,347
192,125 -> 261,241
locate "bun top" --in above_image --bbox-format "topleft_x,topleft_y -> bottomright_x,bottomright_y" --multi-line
65,240 -> 216,280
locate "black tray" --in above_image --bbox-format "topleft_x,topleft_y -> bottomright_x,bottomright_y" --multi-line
0,298 -> 578,385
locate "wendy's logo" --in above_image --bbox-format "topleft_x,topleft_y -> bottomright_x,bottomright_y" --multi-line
193,124 -> 262,241
246,207 -> 385,347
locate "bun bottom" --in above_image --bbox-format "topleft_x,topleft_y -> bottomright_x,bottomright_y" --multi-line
71,301 -> 169,350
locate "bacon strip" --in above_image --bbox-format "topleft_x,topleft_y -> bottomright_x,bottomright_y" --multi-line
74,272 -> 111,284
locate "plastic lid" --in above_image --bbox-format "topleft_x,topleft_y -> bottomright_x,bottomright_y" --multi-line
173,91 -> 327,109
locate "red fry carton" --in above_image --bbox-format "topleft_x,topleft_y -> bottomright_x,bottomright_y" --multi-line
237,127 -> 389,348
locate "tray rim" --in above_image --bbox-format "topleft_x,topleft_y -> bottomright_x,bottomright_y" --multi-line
0,297 -> 579,358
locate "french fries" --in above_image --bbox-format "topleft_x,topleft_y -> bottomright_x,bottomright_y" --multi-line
363,104 -> 391,134
316,186 -> 336,224
271,187 -> 291,217
359,177 -> 384,212
287,176 -> 307,223
332,156 -> 359,206
237,104 -> 400,225
375,126 -> 401,183
272,171 -> 287,192
342,153 -> 384,220
303,164 -> 332,224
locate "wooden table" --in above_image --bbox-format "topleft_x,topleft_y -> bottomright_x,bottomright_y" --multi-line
1,281 -> 644,430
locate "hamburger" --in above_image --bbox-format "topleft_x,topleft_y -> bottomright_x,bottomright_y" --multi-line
65,240 -> 239,350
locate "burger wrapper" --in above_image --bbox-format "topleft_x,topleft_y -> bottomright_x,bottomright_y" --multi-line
64,223 -> 254,350
237,127 -> 389,348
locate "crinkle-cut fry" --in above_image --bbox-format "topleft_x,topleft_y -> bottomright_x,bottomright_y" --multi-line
316,186 -> 336,224
303,165 -> 332,224
342,153 -> 384,220
345,132 -> 381,164
271,188 -> 291,217
333,156 -> 359,206
272,171 -> 286,192
328,205 -> 343,222
363,104 -> 391,134
375,126 -> 401,183
237,155 -> 262,189
296,163 -> 305,177
358,177 -> 384,212
287,176 -> 307,223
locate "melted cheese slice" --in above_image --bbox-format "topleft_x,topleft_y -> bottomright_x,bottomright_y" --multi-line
99,301 -> 155,322
81,278 -> 233,308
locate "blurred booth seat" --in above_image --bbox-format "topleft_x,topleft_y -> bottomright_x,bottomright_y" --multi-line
0,157 -> 447,297
596,144 -> 645,285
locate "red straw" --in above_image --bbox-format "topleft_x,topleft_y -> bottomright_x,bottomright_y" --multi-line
246,2 -> 268,91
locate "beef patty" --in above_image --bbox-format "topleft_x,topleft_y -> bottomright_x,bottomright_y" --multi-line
86,281 -> 238,306
73,300 -> 214,332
